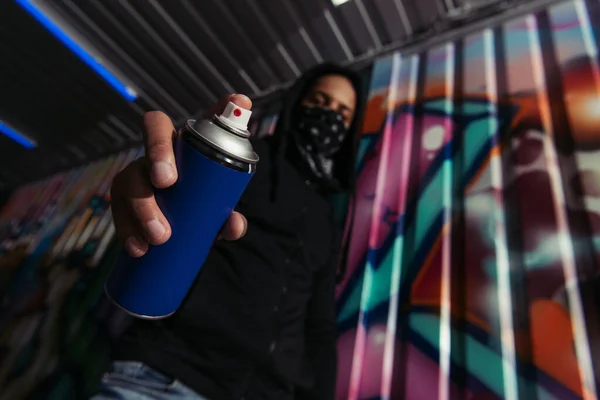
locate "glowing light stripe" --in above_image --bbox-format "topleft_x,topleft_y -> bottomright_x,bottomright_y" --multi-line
15,0 -> 137,101
483,27 -> 519,400
347,52 -> 402,400
438,41 -> 455,400
0,120 -> 36,148
381,54 -> 419,400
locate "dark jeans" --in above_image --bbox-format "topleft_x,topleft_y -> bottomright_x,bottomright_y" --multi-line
91,361 -> 208,400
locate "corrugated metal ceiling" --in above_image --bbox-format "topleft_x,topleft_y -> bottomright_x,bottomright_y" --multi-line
0,0 -> 516,189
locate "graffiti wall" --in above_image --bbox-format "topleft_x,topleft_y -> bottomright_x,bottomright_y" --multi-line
335,0 -> 600,399
0,147 -> 141,399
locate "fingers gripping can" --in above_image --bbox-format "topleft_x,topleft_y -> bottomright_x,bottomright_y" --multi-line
105,102 -> 259,319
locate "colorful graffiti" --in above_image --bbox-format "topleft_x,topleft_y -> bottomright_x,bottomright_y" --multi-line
335,0 -> 600,399
0,147 -> 141,399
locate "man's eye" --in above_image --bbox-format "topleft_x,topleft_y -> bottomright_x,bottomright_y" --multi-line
305,99 -> 320,108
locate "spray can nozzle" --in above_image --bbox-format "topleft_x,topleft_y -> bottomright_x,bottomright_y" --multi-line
214,102 -> 252,137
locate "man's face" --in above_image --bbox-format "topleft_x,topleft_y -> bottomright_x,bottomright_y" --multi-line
300,74 -> 357,129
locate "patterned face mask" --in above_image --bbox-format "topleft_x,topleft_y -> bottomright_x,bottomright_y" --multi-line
292,106 -> 349,185
295,106 -> 348,157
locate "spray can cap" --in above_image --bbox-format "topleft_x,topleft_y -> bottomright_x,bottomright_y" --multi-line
217,101 -> 252,132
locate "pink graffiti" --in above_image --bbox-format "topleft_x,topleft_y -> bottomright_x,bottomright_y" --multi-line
337,325 -> 471,400
337,113 -> 453,297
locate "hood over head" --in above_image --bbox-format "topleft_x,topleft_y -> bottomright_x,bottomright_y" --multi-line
268,63 -> 366,195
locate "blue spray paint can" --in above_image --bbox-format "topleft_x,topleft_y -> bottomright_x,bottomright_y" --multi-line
105,102 -> 258,319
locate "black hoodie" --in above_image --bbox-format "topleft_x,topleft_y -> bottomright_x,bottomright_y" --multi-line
113,64 -> 365,400
267,63 -> 365,282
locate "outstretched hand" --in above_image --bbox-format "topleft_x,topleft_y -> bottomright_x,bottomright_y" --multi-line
110,94 -> 252,257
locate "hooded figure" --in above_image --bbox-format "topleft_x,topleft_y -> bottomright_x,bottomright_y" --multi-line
100,64 -> 365,400
269,63 -> 365,195
267,63 -> 365,282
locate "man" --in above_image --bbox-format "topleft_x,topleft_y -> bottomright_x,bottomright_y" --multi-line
95,63 -> 365,400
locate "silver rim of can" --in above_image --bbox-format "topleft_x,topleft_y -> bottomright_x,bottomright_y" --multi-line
213,115 -> 250,138
104,283 -> 176,320
185,119 -> 259,165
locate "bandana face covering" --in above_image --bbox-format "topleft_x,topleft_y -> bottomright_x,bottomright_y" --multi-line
292,106 -> 349,186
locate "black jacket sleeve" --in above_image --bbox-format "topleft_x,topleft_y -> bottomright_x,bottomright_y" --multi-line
296,230 -> 340,400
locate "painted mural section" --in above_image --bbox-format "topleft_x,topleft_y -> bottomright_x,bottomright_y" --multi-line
0,147 -> 141,399
335,0 -> 600,399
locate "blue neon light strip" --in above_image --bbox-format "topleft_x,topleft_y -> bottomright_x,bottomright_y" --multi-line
15,0 -> 137,102
0,121 -> 36,148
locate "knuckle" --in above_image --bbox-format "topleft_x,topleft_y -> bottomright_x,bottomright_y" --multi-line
147,140 -> 172,162
130,198 -> 155,221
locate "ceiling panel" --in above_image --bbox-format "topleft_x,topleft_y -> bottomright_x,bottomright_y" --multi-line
302,9 -> 351,62
0,0 -> 527,189
333,0 -> 379,54
371,0 -> 412,40
168,1 -> 259,93
259,0 -> 322,71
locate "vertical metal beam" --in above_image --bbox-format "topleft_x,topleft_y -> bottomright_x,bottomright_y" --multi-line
392,0 -> 414,36
281,0 -> 324,63
245,0 -> 301,77
61,0 -> 188,116
180,0 -> 260,94
118,0 -> 218,103
324,9 -> 354,60
355,0 -> 383,49
147,0 -> 235,93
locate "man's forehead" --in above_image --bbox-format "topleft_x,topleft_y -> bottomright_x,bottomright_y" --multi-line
311,76 -> 356,109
